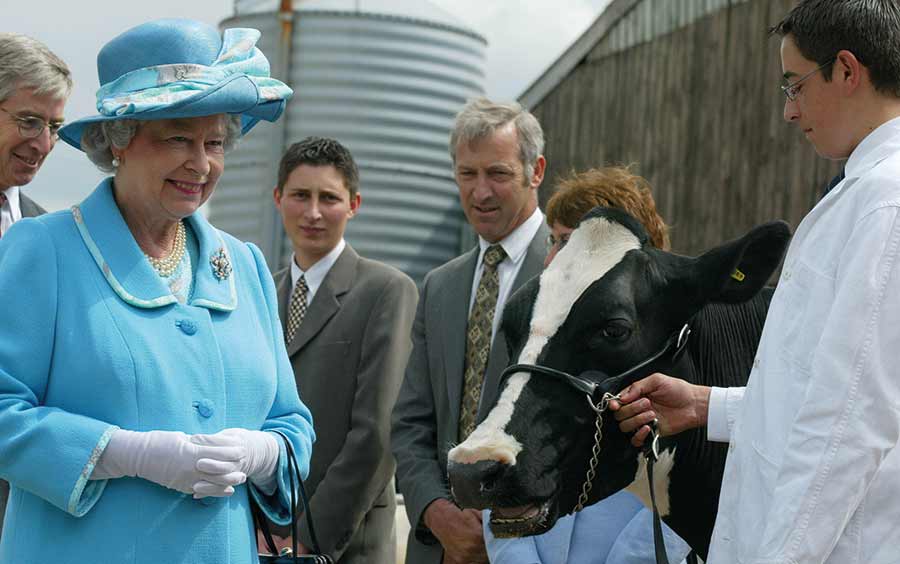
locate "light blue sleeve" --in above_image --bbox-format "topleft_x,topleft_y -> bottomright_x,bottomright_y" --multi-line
244,242 -> 316,526
0,219 -> 116,517
483,509 -> 544,564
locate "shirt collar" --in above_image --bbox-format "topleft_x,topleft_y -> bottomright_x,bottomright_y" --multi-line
2,186 -> 20,207
477,207 -> 544,267
71,177 -> 237,310
2,186 -> 21,223
291,238 -> 346,298
845,115 -> 900,181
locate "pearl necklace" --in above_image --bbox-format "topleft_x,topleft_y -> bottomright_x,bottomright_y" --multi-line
145,221 -> 186,277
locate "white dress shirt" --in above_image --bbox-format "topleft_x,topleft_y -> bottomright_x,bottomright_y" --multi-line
707,116 -> 900,564
290,238 -> 346,304
0,186 -> 22,236
468,208 -> 544,344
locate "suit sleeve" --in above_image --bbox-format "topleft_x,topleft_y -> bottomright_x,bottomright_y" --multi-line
0,220 -> 116,517
392,272 -> 452,544
753,206 -> 900,563
245,242 -> 317,526
297,270 -> 419,559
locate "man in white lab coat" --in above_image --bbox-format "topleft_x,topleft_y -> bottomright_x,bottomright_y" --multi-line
610,1 -> 900,562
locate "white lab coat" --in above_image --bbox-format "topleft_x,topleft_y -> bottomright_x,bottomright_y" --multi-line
706,116 -> 900,564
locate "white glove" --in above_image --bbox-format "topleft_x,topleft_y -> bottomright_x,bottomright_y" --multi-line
92,429 -> 247,496
191,428 -> 280,493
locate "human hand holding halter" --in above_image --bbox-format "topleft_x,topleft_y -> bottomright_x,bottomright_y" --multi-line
608,372 -> 711,448
92,429 -> 247,496
190,428 -> 280,497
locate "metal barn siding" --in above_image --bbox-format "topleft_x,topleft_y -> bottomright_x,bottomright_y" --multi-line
520,0 -> 841,259
211,1 -> 486,281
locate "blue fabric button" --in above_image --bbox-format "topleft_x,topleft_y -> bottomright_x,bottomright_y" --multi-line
176,319 -> 198,335
193,399 -> 214,418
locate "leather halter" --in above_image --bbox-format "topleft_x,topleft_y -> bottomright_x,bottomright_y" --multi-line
499,323 -> 692,564
501,323 -> 691,403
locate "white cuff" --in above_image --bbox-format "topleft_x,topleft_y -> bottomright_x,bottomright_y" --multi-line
707,386 -> 745,442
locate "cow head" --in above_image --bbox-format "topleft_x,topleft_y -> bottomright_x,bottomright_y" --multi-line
446,207 -> 790,538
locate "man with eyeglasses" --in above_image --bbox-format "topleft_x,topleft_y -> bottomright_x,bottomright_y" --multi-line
0,33 -> 70,238
0,32 -> 71,537
610,1 -> 900,563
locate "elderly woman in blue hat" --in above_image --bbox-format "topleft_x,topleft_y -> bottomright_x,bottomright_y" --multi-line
0,19 -> 314,564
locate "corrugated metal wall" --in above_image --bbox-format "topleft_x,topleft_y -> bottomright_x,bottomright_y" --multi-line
528,0 -> 841,257
211,4 -> 486,282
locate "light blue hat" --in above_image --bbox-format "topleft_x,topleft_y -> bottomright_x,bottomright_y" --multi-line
59,18 -> 293,150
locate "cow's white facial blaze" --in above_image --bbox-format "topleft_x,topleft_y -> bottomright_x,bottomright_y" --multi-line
450,217 -> 641,467
520,217 -> 641,364
625,447 -> 676,517
449,373 -> 528,465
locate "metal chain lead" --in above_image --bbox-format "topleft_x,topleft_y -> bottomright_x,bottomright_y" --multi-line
575,392 -> 619,511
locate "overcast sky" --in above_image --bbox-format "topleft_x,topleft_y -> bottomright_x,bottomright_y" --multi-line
6,0 -> 612,211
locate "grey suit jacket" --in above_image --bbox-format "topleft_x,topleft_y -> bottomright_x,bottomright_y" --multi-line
19,194 -> 46,218
391,222 -> 550,564
0,192 -> 45,538
273,245 -> 418,564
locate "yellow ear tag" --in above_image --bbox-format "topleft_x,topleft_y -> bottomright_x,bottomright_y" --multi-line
731,268 -> 746,282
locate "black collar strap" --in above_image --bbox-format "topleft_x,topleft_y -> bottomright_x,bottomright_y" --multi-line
501,323 -> 691,401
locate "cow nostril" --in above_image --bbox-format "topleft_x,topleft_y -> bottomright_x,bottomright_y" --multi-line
478,460 -> 505,494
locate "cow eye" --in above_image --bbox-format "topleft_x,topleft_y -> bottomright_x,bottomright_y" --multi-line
588,320 -> 632,348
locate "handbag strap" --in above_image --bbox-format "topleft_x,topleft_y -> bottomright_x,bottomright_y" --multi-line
270,430 -> 325,557
251,493 -> 280,555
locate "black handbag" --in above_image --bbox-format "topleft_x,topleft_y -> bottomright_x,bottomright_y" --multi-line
252,431 -> 334,564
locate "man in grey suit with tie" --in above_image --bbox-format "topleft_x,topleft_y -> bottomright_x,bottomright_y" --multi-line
269,136 -> 418,563
392,98 -> 550,564
0,32 -> 71,537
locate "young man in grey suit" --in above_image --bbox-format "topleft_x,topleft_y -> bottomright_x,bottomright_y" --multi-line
269,136 -> 418,563
392,98 -> 550,564
0,32 -> 71,536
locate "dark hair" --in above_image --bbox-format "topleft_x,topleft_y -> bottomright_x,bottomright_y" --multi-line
771,0 -> 900,97
546,166 -> 670,250
276,136 -> 360,197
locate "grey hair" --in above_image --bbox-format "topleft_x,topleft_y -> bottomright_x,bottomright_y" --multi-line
82,115 -> 244,173
0,33 -> 72,103
449,97 -> 545,179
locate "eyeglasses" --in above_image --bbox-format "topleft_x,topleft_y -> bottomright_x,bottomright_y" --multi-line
781,59 -> 835,101
546,232 -> 570,251
0,108 -> 64,140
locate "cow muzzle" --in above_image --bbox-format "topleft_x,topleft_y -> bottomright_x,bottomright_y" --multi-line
448,459 -> 505,510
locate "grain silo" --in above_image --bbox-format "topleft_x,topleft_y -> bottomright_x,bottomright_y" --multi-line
210,0 -> 486,282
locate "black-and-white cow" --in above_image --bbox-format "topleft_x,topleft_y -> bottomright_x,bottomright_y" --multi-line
446,207 -> 790,558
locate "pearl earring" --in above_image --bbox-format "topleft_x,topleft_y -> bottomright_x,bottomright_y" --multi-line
112,156 -> 120,168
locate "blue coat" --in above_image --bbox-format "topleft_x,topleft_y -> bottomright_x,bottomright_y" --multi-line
0,179 -> 315,564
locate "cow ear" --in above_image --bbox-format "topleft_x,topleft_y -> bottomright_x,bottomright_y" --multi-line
685,220 -> 792,303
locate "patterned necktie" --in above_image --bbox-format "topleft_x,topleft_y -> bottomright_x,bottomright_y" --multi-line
459,244 -> 507,440
285,275 -> 309,343
0,191 -> 7,238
